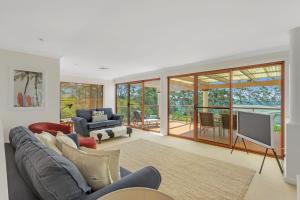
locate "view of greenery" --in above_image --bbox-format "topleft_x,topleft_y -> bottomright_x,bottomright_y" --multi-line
116,83 -> 160,124
169,82 -> 281,132
60,82 -> 103,119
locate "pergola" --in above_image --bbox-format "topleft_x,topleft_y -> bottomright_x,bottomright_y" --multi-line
169,64 -> 282,112
170,64 -> 281,91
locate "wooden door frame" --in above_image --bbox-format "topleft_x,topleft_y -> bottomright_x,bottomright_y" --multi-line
167,61 -> 285,158
115,78 -> 161,132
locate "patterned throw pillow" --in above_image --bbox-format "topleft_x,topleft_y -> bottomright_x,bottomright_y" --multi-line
92,111 -> 105,116
92,115 -> 108,122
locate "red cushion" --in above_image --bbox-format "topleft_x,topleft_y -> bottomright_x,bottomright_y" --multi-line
79,137 -> 97,149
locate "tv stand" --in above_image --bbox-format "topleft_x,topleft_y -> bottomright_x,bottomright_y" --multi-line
231,136 -> 283,174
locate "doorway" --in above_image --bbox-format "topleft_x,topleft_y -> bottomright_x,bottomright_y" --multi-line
116,78 -> 161,132
168,61 -> 284,157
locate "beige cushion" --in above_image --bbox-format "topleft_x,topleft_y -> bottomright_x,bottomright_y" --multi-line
56,132 -> 78,150
80,147 -> 121,182
35,132 -> 62,155
92,115 -> 108,122
62,143 -> 112,190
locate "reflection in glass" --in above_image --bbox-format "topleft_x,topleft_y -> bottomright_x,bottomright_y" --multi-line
169,76 -> 194,138
60,82 -> 103,119
144,80 -> 161,132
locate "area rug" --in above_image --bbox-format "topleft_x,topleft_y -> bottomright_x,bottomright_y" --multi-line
106,139 -> 255,200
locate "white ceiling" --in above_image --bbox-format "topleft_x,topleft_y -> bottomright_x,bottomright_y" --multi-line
0,0 -> 299,80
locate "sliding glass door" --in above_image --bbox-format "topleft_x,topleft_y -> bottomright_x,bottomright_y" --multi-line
116,79 -> 161,132
168,76 -> 194,138
196,71 -> 231,145
116,84 -> 129,124
231,64 -> 283,155
129,82 -> 143,128
144,80 -> 161,132
168,62 -> 284,157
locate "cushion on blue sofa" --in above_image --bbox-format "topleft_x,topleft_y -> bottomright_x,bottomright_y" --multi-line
9,126 -> 38,149
96,108 -> 113,120
104,120 -> 120,127
67,132 -> 80,148
88,121 -> 107,130
10,126 -> 91,200
76,109 -> 93,122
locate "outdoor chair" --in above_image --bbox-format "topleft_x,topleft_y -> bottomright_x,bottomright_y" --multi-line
199,112 -> 216,136
133,110 -> 159,127
221,114 -> 237,136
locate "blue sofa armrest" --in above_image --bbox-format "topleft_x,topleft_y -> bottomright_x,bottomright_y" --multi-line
85,166 -> 161,200
72,117 -> 90,137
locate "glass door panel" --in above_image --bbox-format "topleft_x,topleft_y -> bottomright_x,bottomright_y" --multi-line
169,76 -> 194,138
144,80 -> 160,132
232,64 -> 282,155
116,84 -> 129,125
130,83 -> 143,128
197,72 -> 231,144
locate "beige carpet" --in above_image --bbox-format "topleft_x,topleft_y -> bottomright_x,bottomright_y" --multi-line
107,139 -> 255,200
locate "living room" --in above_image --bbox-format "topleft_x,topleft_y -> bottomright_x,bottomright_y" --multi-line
1,1 -> 300,200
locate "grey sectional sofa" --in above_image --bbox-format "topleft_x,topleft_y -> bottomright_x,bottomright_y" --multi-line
72,108 -> 123,137
5,126 -> 161,200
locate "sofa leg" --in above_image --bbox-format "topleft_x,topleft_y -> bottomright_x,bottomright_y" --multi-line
127,127 -> 133,137
97,133 -> 102,144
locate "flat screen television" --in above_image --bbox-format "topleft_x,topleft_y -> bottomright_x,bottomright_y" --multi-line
237,111 -> 274,148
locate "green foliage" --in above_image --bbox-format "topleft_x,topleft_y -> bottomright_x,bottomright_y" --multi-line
116,83 -> 282,133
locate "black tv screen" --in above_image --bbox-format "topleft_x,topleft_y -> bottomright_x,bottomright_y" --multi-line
237,111 -> 273,148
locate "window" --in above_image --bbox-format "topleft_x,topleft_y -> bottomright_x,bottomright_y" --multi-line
60,82 -> 103,119
116,79 -> 161,132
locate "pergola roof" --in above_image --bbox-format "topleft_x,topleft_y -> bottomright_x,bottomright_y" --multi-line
170,64 -> 282,91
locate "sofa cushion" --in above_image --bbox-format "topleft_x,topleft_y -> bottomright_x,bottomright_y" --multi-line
9,126 -> 38,149
10,126 -> 91,200
61,143 -> 112,191
35,132 -> 62,155
80,147 -> 121,182
5,143 -> 40,200
56,132 -> 78,151
88,121 -> 107,130
15,139 -> 91,200
104,120 -> 120,127
76,109 -> 93,122
97,108 -> 113,120
67,132 -> 80,148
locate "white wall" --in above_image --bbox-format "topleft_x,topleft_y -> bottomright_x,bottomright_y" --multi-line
0,49 -> 60,142
114,50 -> 290,136
60,75 -> 116,112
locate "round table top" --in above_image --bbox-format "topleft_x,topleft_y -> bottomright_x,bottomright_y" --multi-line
98,187 -> 174,200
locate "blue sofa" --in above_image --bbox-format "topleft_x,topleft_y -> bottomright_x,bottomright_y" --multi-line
72,108 -> 123,137
5,126 -> 161,200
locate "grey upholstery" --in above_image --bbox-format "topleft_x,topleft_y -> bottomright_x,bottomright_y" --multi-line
85,166 -> 161,200
5,143 -> 40,200
72,117 -> 89,137
5,126 -> 161,200
76,109 -> 94,122
10,126 -> 91,200
72,108 -> 123,136
88,121 -> 107,129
